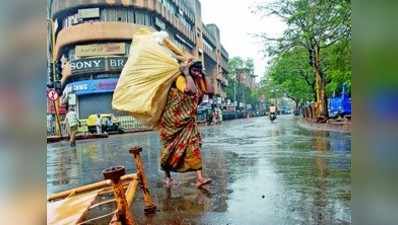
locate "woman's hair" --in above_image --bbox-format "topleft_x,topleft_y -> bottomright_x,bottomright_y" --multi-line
188,60 -> 209,93
189,60 -> 203,71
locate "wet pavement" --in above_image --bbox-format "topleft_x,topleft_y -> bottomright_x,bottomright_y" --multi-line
47,115 -> 351,225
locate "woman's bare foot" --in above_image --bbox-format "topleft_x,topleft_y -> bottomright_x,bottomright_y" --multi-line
163,177 -> 174,188
196,177 -> 212,188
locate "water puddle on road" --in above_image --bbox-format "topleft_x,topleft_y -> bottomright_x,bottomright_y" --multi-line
48,116 -> 351,225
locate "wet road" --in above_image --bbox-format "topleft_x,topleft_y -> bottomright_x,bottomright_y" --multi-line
47,115 -> 351,225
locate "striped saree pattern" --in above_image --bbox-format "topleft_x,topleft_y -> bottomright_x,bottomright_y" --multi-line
159,86 -> 203,172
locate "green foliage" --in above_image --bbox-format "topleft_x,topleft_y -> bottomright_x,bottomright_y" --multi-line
254,0 -> 351,113
323,40 -> 352,95
266,47 -> 315,106
225,57 -> 259,107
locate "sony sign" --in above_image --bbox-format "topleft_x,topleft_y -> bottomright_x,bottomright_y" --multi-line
70,59 -> 105,74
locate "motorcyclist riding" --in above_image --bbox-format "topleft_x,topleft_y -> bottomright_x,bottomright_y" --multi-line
269,104 -> 277,122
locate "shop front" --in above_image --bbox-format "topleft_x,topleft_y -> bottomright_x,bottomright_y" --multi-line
63,78 -> 119,118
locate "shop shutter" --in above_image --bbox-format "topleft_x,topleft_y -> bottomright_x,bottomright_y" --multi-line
78,93 -> 115,119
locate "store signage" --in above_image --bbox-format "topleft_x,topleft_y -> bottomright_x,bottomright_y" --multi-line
78,8 -> 100,19
76,43 -> 125,57
70,58 -> 105,73
70,57 -> 127,75
108,58 -> 126,70
64,78 -> 118,96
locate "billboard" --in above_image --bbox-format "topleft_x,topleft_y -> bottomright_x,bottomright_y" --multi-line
75,43 -> 126,57
63,78 -> 118,96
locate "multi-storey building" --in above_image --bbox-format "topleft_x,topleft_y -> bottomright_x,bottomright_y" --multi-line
48,0 -> 229,118
236,68 -> 257,90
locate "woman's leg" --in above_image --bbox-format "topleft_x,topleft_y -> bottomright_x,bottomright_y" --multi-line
165,170 -> 171,179
70,129 -> 76,146
164,170 -> 173,188
196,170 -> 211,188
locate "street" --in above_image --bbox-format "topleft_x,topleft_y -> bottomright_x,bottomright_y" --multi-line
47,115 -> 351,225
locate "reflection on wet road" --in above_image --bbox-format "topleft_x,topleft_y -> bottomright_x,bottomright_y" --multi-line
47,115 -> 351,225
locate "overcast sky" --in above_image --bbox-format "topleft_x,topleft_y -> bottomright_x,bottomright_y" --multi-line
200,0 -> 286,81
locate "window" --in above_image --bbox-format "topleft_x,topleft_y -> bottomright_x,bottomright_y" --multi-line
63,13 -> 81,28
127,10 -> 135,23
125,43 -> 131,55
175,34 -> 194,50
163,0 -> 177,15
116,8 -> 128,22
179,15 -> 192,31
155,17 -> 166,30
135,10 -> 151,25
68,48 -> 76,61
203,39 -> 214,52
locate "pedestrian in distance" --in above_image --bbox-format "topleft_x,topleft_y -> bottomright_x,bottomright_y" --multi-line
217,106 -> 223,124
95,113 -> 102,134
158,59 -> 212,189
64,107 -> 79,147
207,106 -> 213,126
47,114 -> 54,135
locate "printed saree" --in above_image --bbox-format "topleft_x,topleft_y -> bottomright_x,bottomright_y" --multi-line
159,77 -> 205,172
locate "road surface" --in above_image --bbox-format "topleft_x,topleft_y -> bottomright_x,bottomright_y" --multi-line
47,115 -> 351,225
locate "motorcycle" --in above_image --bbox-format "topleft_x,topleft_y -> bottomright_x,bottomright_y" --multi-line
269,112 -> 277,122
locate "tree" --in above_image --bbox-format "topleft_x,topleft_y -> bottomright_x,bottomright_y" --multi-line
257,77 -> 284,106
255,0 -> 351,117
225,57 -> 258,108
323,39 -> 351,96
225,57 -> 245,80
256,47 -> 316,112
267,47 -> 315,109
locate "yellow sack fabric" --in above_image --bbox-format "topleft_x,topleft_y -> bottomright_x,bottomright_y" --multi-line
112,31 -> 182,128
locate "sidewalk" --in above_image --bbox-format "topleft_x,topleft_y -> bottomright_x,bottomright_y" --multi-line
47,128 -> 153,143
47,115 -> 259,143
47,133 -> 109,143
297,118 -> 351,133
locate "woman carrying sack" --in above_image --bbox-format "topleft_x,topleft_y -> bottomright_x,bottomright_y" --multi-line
159,60 -> 212,189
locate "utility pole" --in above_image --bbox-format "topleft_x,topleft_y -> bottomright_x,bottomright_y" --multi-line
48,0 -> 62,137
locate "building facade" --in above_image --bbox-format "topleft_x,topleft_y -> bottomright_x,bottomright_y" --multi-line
48,0 -> 229,118
236,68 -> 257,90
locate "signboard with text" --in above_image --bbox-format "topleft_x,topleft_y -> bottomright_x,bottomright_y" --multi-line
64,78 -> 118,96
76,43 -> 125,57
70,57 -> 127,75
78,8 -> 100,19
